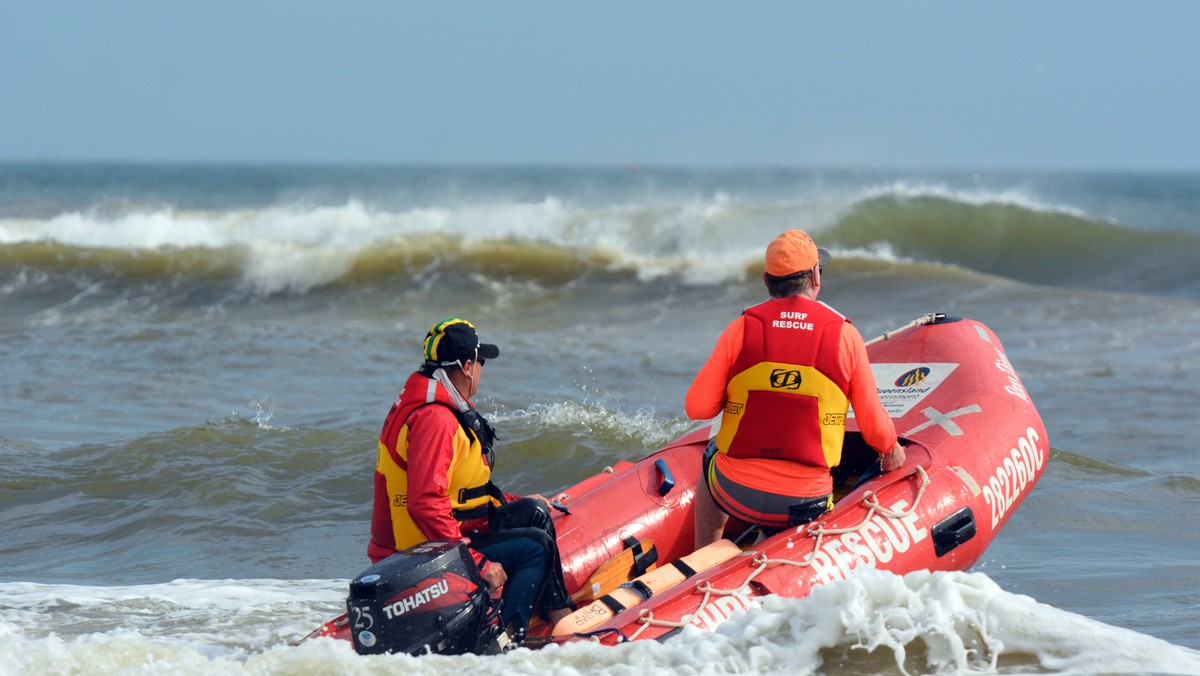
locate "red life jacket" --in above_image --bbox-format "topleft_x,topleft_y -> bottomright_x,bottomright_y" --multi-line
713,296 -> 852,469
368,371 -> 498,562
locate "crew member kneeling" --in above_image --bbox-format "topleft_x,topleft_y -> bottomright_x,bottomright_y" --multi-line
687,230 -> 906,548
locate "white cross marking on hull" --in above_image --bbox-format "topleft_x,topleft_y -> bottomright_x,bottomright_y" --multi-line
903,404 -> 983,437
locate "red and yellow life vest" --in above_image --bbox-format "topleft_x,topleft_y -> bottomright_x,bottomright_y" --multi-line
370,371 -> 498,557
713,296 -> 852,469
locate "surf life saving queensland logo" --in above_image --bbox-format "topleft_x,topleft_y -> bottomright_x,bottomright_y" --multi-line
852,363 -> 959,418
895,367 -> 931,388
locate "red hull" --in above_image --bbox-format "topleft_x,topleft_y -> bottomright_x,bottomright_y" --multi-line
311,316 -> 1048,649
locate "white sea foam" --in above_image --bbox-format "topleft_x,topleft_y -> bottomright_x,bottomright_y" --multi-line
3,570 -> 1197,675
497,401 -> 697,449
857,180 -> 1092,219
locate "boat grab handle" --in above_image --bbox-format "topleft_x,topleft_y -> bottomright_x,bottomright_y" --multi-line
655,459 -> 675,496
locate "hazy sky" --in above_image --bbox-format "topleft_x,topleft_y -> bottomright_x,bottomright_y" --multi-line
3,2 -> 1198,171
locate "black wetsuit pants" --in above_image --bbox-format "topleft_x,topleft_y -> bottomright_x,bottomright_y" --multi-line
471,497 -> 573,634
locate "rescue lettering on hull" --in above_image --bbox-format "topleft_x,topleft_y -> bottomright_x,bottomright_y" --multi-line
993,348 -> 1030,403
687,593 -> 759,631
809,498 -> 928,584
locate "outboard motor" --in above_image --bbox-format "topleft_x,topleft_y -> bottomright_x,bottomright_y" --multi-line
346,540 -> 504,656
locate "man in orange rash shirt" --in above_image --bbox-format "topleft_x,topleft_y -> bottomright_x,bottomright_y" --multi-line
687,229 -> 906,548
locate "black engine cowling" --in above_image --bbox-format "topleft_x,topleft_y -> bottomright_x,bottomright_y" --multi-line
346,540 -> 504,656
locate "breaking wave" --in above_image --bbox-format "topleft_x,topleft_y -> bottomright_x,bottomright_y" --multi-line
2,183 -> 1198,301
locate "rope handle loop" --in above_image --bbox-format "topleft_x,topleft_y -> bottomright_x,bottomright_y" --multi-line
865,312 -> 945,347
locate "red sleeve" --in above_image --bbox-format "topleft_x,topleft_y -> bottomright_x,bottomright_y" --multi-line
470,550 -> 493,575
405,406 -> 472,542
685,316 -> 744,420
840,323 -> 899,453
405,405 -> 493,571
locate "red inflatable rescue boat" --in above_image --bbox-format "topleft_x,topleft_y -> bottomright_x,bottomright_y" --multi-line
300,314 -> 1049,654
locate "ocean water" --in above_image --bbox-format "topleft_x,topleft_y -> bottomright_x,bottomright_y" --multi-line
2,163 -> 1199,675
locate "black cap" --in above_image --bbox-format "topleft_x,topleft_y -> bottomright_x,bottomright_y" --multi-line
422,318 -> 500,367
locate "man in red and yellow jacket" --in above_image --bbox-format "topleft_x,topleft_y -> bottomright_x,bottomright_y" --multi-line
369,317 -> 572,637
687,230 -> 906,548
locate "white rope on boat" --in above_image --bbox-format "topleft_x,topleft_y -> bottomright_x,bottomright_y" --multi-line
629,466 -> 931,640
864,313 -> 943,347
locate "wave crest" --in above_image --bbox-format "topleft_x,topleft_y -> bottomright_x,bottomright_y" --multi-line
3,186 -> 1197,300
